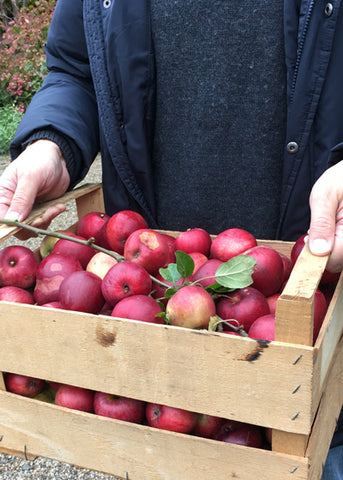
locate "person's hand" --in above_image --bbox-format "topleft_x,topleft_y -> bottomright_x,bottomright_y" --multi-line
308,159 -> 343,273
0,139 -> 70,235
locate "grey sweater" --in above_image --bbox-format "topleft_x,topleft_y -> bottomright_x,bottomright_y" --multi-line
151,1 -> 287,239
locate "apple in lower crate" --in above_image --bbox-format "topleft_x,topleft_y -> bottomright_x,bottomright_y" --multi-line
52,233 -> 96,268
0,245 -> 39,289
210,228 -> 257,262
94,392 -> 145,423
34,253 -> 83,305
5,373 -> 45,398
99,209 -> 148,254
191,258 -> 223,288
280,253 -> 293,284
212,420 -> 264,448
111,294 -> 164,324
166,285 -> 216,329
0,286 -> 34,304
59,270 -> 105,314
76,211 -> 110,244
145,403 -> 198,433
86,251 -> 118,280
244,245 -> 284,297
124,228 -> 170,274
313,289 -> 328,343
216,286 -> 270,332
174,228 -> 212,257
266,293 -> 280,315
102,261 -> 152,306
192,414 -> 224,438
55,384 -> 94,412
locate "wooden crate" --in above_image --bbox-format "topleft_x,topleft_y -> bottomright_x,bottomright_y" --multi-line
0,183 -> 342,480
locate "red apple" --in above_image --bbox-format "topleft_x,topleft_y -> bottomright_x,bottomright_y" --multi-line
174,228 -> 212,257
212,420 -> 264,448
99,210 -> 148,254
210,228 -> 257,262
187,252 -> 208,277
266,293 -> 280,315
248,313 -> 275,341
124,228 -> 170,274
39,230 -> 72,258
0,286 -> 34,304
280,253 -> 293,284
192,414 -> 224,438
40,301 -> 63,309
5,373 -> 45,397
191,258 -> 223,288
94,392 -> 145,423
244,245 -> 284,297
52,233 -> 96,268
313,289 -> 328,343
145,403 -> 198,433
101,260 -> 152,306
86,251 -> 118,279
166,285 -> 216,329
76,211 -> 110,244
160,233 -> 177,266
111,294 -> 164,324
33,253 -> 83,305
59,270 -> 105,314
0,245 -> 39,289
55,384 -> 94,412
216,286 -> 270,332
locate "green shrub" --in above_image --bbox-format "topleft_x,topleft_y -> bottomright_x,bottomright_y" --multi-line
0,0 -> 56,109
0,104 -> 23,154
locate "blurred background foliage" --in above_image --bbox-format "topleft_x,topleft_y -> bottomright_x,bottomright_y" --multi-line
0,0 -> 56,153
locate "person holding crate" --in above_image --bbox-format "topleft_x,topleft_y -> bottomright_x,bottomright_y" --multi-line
0,1 -> 343,477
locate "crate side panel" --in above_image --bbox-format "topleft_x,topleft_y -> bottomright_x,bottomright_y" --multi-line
307,335 -> 343,480
0,303 -> 313,434
0,391 -> 309,480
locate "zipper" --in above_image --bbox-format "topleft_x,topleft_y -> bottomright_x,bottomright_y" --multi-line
290,0 -> 315,103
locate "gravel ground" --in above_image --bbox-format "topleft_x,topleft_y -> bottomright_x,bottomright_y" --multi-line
0,155 -> 124,480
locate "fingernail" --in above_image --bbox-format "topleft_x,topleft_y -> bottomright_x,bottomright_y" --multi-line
4,211 -> 21,221
310,238 -> 331,255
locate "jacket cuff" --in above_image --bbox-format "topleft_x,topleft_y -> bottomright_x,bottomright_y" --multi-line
21,129 -> 83,189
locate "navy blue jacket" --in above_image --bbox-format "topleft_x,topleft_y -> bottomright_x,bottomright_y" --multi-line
10,0 -> 343,240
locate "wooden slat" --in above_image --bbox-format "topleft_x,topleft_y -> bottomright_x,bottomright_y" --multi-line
0,391 -> 309,480
272,431 -> 308,457
0,183 -> 102,242
75,185 -> 105,220
275,242 -> 329,345
0,302 -> 314,434
307,335 -> 343,480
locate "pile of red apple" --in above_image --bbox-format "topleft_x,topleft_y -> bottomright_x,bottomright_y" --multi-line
4,371 -> 269,448
0,209 -> 339,448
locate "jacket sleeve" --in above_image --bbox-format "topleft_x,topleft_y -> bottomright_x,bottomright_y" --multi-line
10,0 -> 100,187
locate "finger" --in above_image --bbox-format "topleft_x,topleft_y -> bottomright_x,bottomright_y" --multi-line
14,204 -> 67,241
308,178 -> 336,257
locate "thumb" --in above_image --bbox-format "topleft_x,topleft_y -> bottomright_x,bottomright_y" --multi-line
308,193 -> 335,257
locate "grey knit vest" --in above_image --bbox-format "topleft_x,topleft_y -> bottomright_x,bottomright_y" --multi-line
151,1 -> 287,239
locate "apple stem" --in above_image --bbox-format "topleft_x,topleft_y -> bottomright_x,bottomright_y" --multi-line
0,218 -> 125,262
210,315 -> 249,337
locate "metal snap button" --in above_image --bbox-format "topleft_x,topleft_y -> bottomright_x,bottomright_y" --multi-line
287,141 -> 299,154
103,0 -> 111,8
325,3 -> 333,17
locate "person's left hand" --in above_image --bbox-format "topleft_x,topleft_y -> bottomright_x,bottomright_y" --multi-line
308,159 -> 343,273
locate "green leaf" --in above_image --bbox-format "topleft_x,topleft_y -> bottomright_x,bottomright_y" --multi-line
159,263 -> 181,284
215,255 -> 257,289
164,287 -> 178,299
175,250 -> 195,279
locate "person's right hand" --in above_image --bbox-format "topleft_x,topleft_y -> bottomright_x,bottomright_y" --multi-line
0,139 -> 70,232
